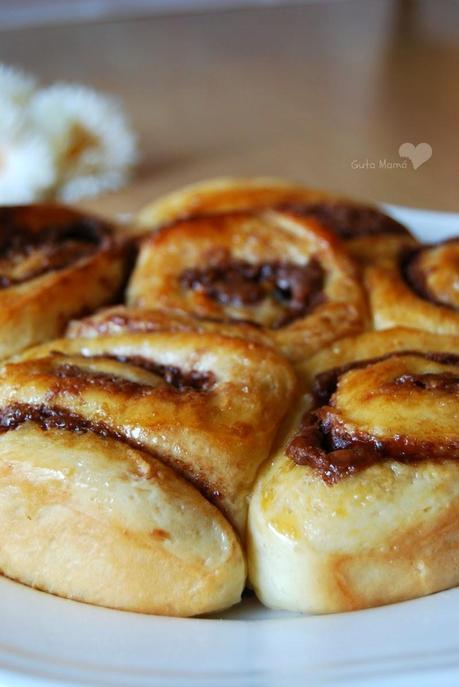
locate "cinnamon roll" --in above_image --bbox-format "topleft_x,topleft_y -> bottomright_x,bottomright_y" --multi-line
248,328 -> 459,613
11,330 -> 297,536
366,238 -> 459,335
127,208 -> 368,363
0,329 -> 298,614
0,205 -> 128,359
136,177 -> 417,262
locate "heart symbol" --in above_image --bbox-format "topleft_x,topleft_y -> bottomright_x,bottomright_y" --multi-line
398,142 -> 432,170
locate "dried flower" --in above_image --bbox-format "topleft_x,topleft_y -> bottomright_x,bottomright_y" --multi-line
0,63 -> 138,204
0,102 -> 55,204
29,83 -> 138,201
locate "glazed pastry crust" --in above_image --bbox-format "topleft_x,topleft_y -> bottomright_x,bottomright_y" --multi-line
136,177 -> 333,228
0,424 -> 245,616
366,239 -> 459,335
0,205 -> 127,359
297,326 -> 459,389
248,329 -> 459,613
11,331 -> 297,536
249,438 -> 459,613
66,305 -> 273,347
135,176 -> 416,263
127,208 -> 368,363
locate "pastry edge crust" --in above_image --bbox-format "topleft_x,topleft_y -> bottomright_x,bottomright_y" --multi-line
248,487 -> 459,613
0,425 -> 246,617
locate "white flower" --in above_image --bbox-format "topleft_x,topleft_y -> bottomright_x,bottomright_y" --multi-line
0,64 -> 54,203
0,102 -> 56,204
29,84 -> 138,201
0,64 -> 36,107
0,66 -> 138,204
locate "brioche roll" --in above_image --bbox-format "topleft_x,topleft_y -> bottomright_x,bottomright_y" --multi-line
366,238 -> 459,335
248,329 -> 459,613
127,208 -> 368,363
0,205 -> 128,359
13,330 -> 297,536
136,177 -> 416,263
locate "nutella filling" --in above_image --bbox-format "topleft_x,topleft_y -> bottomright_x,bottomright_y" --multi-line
49,354 -> 216,393
288,351 -> 459,484
51,363 -> 155,396
0,210 -> 110,288
287,411 -> 380,484
0,403 -> 127,443
105,354 -> 216,392
0,401 -> 222,508
393,372 -> 459,393
180,256 -> 324,327
312,350 -> 459,406
276,201 -> 409,240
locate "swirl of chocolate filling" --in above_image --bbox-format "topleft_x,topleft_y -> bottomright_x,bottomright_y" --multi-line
0,399 -> 221,503
402,241 -> 459,312
287,351 -> 459,484
47,355 -> 216,393
180,255 -> 325,328
275,201 -> 409,240
0,207 -> 113,289
0,358 -> 217,502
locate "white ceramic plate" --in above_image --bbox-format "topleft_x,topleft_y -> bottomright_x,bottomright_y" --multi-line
0,206 -> 458,687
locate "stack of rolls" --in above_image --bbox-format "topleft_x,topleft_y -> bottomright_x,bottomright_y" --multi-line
0,177 -> 457,617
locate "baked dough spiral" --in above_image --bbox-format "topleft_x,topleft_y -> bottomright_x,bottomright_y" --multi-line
136,177 -> 417,262
9,331 -> 297,536
127,207 -> 368,363
366,238 -> 459,335
0,330 -> 297,614
0,204 -> 128,359
248,328 -> 459,613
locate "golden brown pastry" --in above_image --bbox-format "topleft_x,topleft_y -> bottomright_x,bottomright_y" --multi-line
12,330 -> 297,536
127,208 -> 368,363
136,177 -> 417,263
248,328 -> 459,614
66,304 -> 273,347
0,328 -> 297,615
296,326 -> 459,389
0,204 -> 128,359
0,424 -> 245,616
366,238 -> 459,335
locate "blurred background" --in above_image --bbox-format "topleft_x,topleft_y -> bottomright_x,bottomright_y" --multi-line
0,0 -> 457,215
1,1 -> 308,28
